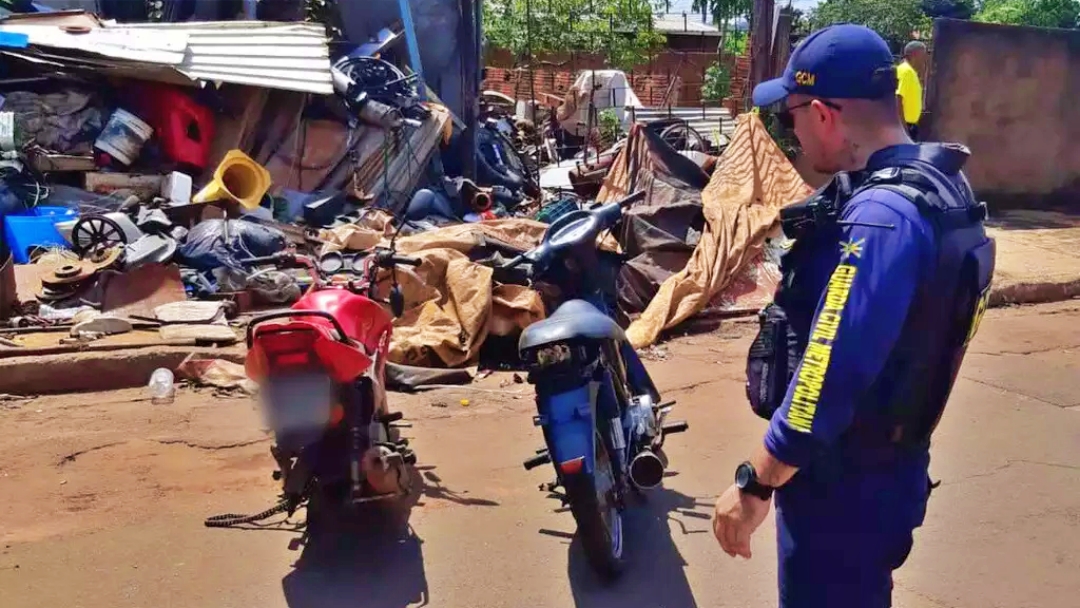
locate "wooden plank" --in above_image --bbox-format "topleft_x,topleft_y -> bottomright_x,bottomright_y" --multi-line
84,173 -> 164,200
159,324 -> 238,344
0,339 -> 198,359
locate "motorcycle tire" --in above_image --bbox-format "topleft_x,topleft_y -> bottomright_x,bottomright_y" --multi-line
303,485 -> 330,540
563,431 -> 624,580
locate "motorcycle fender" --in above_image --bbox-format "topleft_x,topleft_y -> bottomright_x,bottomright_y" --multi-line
540,382 -> 597,476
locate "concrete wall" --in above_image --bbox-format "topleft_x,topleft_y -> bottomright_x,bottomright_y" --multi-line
924,19 -> 1080,208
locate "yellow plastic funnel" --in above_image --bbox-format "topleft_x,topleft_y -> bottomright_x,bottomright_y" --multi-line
193,149 -> 271,209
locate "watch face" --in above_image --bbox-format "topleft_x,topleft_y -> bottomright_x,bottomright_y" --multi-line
736,463 -> 752,488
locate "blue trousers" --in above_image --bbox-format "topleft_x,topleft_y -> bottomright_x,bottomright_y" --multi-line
776,503 -> 915,608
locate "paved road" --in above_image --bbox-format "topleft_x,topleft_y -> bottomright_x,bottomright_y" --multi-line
2,302 -> 1079,608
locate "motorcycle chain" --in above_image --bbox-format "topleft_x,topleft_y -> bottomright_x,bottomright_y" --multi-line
203,497 -> 294,528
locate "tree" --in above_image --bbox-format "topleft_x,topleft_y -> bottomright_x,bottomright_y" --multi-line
483,0 -> 666,70
809,0 -> 932,49
921,0 -> 976,19
975,0 -> 1080,28
692,0 -> 753,56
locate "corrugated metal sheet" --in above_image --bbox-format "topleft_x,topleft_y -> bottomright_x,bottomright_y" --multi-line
653,15 -> 722,36
118,21 -> 332,94
0,20 -> 333,95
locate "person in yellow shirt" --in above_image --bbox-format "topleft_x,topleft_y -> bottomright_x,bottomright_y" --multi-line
897,41 -> 927,140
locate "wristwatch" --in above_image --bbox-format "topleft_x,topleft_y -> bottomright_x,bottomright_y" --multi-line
735,461 -> 775,500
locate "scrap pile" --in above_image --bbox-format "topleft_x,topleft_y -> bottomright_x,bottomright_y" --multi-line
0,6 -> 547,370
0,3 -> 813,391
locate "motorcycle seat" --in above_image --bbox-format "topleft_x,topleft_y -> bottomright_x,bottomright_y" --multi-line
518,299 -> 625,351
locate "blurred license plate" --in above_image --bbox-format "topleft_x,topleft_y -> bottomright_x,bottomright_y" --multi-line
262,372 -> 335,433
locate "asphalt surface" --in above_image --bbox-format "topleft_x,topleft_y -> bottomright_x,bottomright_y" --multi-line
2,301 -> 1079,608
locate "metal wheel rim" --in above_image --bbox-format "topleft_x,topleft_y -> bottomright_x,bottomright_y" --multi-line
72,215 -> 126,255
660,123 -> 707,152
595,435 -> 623,560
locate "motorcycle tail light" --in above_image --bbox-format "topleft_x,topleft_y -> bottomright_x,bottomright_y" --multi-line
248,327 -> 322,377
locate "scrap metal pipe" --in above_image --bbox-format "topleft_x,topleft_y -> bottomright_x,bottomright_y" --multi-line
459,0 -> 479,180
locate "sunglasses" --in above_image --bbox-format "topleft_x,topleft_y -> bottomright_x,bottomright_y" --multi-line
777,99 -> 843,129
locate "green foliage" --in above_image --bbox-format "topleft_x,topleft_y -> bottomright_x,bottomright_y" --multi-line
974,0 -> 1080,28
809,0 -> 932,49
722,31 -> 749,55
597,109 -> 622,144
483,0 -> 666,70
691,0 -> 752,58
790,8 -> 814,36
701,63 -> 732,102
760,110 -> 801,160
692,0 -> 753,26
921,0 -> 977,19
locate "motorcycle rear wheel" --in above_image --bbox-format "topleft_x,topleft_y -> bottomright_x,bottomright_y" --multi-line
564,431 -> 624,580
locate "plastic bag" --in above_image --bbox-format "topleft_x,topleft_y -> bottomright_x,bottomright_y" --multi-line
178,218 -> 286,271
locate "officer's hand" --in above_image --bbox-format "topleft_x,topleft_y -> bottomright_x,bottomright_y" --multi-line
712,483 -> 771,559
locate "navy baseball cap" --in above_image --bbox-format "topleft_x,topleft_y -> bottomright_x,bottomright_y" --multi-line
753,23 -> 898,107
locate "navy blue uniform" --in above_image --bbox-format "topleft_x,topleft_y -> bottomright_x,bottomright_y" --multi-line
765,147 -> 948,607
748,24 -> 994,607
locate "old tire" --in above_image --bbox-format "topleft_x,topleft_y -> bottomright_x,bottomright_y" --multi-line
563,435 -> 624,580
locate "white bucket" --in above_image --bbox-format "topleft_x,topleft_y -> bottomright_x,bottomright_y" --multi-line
94,108 -> 153,166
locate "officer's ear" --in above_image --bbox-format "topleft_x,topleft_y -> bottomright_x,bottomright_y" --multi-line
808,99 -> 839,130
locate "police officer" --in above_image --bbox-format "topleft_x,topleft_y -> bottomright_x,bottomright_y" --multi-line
711,24 -> 995,607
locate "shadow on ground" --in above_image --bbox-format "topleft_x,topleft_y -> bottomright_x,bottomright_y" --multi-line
565,483 -> 709,608
986,209 -> 1080,231
280,466 -> 498,608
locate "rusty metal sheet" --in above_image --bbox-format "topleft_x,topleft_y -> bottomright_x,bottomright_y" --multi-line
100,263 -> 187,319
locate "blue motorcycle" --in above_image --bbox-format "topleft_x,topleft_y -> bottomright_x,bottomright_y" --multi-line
498,191 -> 689,579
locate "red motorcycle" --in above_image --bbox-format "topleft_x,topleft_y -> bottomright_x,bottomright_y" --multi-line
212,247 -> 422,529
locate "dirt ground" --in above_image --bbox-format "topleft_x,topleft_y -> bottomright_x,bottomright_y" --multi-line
2,301 -> 1079,608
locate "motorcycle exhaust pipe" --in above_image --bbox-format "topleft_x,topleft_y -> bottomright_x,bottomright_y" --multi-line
629,449 -> 665,490
471,190 -> 493,213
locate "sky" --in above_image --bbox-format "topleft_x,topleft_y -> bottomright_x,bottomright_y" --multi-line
658,0 -> 821,21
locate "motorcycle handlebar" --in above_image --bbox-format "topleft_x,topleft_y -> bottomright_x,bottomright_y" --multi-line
617,190 -> 647,208
377,253 -> 422,268
238,254 -> 285,266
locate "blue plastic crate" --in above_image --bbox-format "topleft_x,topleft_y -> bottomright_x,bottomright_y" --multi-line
3,213 -> 70,263
32,206 -> 78,218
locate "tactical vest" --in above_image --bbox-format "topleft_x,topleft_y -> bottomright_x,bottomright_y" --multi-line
746,149 -> 996,449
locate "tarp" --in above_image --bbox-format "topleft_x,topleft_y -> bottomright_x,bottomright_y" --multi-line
320,216 -> 549,368
593,123 -> 711,320
557,70 -> 644,136
599,113 -> 813,348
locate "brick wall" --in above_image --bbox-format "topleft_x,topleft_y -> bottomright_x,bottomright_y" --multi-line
484,67 -> 682,107
728,55 -> 751,113
483,47 -> 748,108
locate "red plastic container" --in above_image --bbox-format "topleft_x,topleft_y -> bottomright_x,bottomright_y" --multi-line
128,84 -> 216,172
